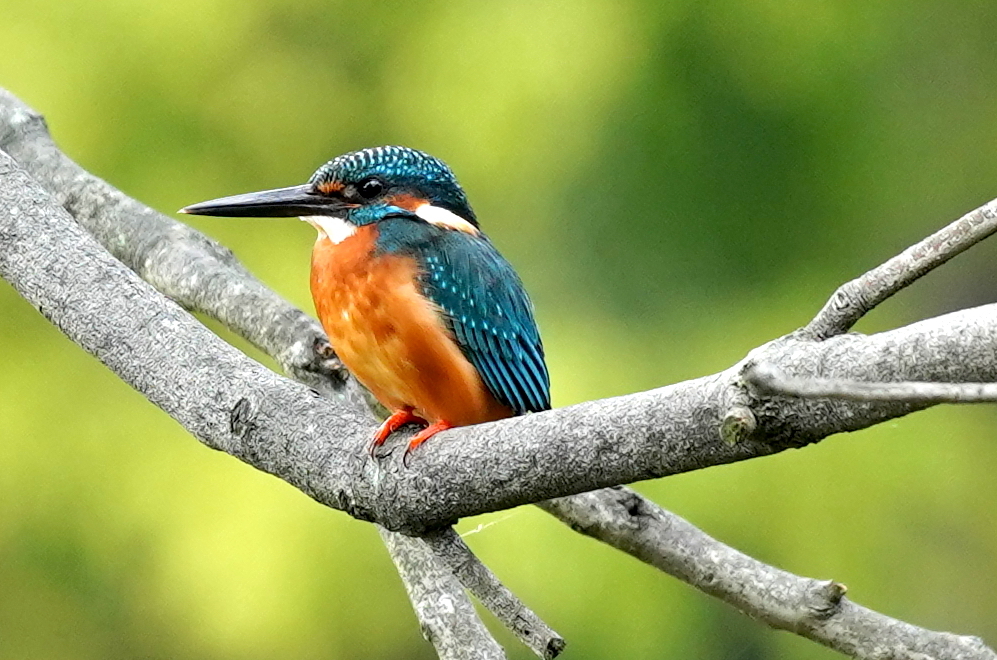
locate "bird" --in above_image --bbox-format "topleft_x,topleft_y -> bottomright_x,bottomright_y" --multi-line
181,146 -> 550,459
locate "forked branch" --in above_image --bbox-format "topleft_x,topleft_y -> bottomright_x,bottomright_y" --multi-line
2,87 -> 994,660
804,196 -> 997,339
423,528 -> 565,659
378,528 -> 507,660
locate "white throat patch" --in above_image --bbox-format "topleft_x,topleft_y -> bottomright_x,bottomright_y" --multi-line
301,215 -> 357,244
415,203 -> 479,235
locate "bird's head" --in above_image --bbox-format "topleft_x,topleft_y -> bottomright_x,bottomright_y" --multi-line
181,146 -> 479,242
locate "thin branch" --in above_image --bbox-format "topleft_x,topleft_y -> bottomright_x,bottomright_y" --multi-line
378,528 -> 507,660
746,362 -> 997,403
422,528 -> 566,659
0,88 -> 349,397
540,488 -> 996,660
804,196 -> 997,339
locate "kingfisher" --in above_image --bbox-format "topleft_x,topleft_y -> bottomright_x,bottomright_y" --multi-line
181,146 -> 550,458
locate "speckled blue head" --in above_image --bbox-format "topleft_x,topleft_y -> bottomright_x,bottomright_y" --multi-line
311,146 -> 477,227
180,146 -> 478,230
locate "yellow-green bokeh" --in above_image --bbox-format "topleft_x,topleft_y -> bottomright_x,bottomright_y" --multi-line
2,1 -> 997,658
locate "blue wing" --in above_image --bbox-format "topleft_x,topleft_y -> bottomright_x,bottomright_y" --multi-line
382,224 -> 550,414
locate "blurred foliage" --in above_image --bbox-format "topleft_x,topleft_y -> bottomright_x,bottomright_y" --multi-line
2,0 -> 997,658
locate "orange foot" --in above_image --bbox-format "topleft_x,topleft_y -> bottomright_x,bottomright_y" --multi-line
369,407 -> 427,457
403,420 -> 454,466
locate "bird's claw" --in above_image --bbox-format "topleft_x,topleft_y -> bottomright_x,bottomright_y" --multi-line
401,420 -> 453,467
369,408 -> 426,458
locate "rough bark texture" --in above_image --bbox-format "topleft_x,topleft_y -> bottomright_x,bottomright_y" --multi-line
0,89 -> 349,396
2,88 -> 993,659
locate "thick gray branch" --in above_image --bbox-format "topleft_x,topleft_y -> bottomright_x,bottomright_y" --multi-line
804,196 -> 997,339
541,488 -> 996,660
747,363 -> 997,403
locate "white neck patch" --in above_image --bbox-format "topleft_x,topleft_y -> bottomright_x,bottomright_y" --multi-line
301,215 -> 357,244
415,203 -> 479,235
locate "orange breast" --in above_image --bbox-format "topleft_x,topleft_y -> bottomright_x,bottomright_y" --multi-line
310,225 -> 511,426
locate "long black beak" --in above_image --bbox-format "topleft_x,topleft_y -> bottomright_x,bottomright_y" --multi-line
180,184 -> 349,218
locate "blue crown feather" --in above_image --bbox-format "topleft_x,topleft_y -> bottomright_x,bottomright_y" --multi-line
310,146 -> 477,224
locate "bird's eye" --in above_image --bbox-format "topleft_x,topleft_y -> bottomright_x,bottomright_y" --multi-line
358,177 -> 385,200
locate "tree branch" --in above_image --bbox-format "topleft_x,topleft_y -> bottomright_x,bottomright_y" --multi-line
0,88 -> 349,397
540,488 -> 996,660
804,196 -> 997,339
3,88 -> 994,659
377,528 -> 507,660
746,363 -> 997,403
422,528 -> 566,659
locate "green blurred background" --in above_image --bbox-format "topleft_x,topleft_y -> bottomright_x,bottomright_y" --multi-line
2,1 -> 997,658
